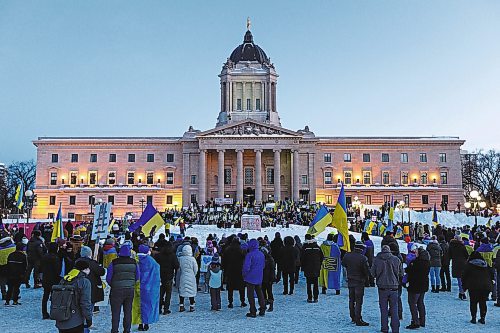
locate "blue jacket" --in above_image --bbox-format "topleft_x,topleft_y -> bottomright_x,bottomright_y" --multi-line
242,239 -> 265,285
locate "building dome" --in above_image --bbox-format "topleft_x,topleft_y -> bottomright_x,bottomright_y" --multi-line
229,30 -> 269,64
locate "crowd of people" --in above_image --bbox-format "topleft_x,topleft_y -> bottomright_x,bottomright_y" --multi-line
0,207 -> 499,333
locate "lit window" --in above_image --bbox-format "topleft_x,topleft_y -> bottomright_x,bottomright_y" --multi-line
70,172 -> 77,185
325,195 -> 333,205
50,172 -> 58,185
166,195 -> 173,205
344,171 -> 352,185
89,172 -> 97,185
127,172 -> 135,185
147,172 -> 154,185
440,171 -> 448,184
365,195 -> 372,205
363,171 -> 371,185
324,171 -> 332,185
108,172 -> 116,185
401,172 -> 409,185
420,172 -> 428,185
166,172 -> 174,185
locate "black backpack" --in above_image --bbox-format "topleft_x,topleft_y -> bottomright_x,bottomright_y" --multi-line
50,279 -> 77,321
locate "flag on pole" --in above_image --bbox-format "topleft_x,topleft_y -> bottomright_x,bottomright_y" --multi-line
306,204 -> 332,236
330,183 -> 351,252
432,203 -> 439,227
128,203 -> 164,236
51,203 -> 64,242
387,195 -> 394,232
15,183 -> 24,210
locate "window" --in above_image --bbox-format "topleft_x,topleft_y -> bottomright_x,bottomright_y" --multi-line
382,172 -> 390,185
301,175 -> 308,185
419,153 -> 427,163
256,98 -> 261,111
48,213 -> 55,220
128,154 -> 135,162
401,153 -> 408,163
439,153 -> 447,163
49,196 -> 56,205
343,153 -> 351,162
266,168 -> 274,185
420,172 -> 428,185
50,172 -> 57,185
70,172 -> 77,185
365,195 -> 372,205
363,171 -> 371,185
382,153 -> 390,163
324,153 -> 332,163
147,172 -> 154,185
69,196 -> 76,205
244,168 -> 254,185
166,172 -> 174,185
190,194 -> 197,204
344,171 -> 352,185
403,194 -> 410,206
166,154 -> 174,163
422,195 -> 429,204
127,195 -> 133,205
441,195 -> 449,205
401,171 -> 409,185
71,154 -> 78,163
325,195 -> 333,205
147,154 -> 154,162
89,171 -> 97,185
166,195 -> 173,205
127,172 -> 135,185
88,196 -> 94,205
363,153 -> 370,162
224,168 -> 232,185
108,195 -> 114,205
440,171 -> 448,184
236,98 -> 242,110
190,175 -> 197,185
246,98 -> 251,110
324,171 -> 332,185
109,154 -> 116,162
90,154 -> 97,163
51,154 -> 59,163
146,195 -> 153,204
108,172 -> 116,185
68,212 -> 75,219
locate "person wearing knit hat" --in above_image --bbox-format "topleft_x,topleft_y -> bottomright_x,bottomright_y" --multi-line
342,240 -> 370,326
207,251 -> 222,311
75,245 -> 106,313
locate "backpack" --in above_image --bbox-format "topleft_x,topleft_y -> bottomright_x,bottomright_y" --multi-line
50,279 -> 77,321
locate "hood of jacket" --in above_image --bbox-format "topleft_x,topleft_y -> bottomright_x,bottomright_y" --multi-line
180,244 -> 193,257
469,258 -> 487,268
119,245 -> 131,257
248,239 -> 259,251
376,247 -> 394,261
64,268 -> 83,282
476,243 -> 493,253
417,248 -> 431,261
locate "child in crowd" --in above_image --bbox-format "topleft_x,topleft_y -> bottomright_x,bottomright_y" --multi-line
207,254 -> 222,311
402,243 -> 418,285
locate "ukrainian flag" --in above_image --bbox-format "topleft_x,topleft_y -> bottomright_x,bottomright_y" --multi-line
51,203 -> 64,242
331,183 -> 350,252
432,203 -> 438,226
366,220 -> 377,234
306,204 -> 332,236
129,203 -> 164,236
387,195 -> 394,232
15,183 -> 24,210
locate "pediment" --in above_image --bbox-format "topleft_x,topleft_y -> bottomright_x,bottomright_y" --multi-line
197,120 -> 302,138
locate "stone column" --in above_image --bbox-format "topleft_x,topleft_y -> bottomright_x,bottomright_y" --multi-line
255,149 -> 262,203
236,149 -> 244,203
242,82 -> 246,111
198,149 -> 206,205
251,82 -> 255,111
308,152 -> 316,203
293,149 -> 300,202
268,81 -> 272,111
182,152 -> 190,206
274,149 -> 281,201
217,149 -> 225,198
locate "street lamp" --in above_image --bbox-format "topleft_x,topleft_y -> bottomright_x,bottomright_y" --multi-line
173,201 -> 178,211
464,190 -> 487,227
352,196 -> 362,216
139,196 -> 146,213
24,190 -> 34,230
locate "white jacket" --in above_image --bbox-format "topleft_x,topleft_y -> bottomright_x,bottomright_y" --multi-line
177,245 -> 198,298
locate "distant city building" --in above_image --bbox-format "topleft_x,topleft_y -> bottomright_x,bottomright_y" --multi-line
32,28 -> 464,219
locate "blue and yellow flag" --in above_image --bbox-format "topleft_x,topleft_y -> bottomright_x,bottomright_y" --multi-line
387,195 -> 394,232
366,220 -> 377,234
129,203 -> 164,236
15,183 -> 24,210
51,203 -> 64,242
432,203 -> 438,226
331,183 -> 350,252
306,204 -> 332,236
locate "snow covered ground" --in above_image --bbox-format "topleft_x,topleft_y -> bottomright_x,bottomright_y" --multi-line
2,225 -> 498,333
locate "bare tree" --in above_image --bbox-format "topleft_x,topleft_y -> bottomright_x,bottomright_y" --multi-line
7,159 -> 37,203
463,150 -> 500,206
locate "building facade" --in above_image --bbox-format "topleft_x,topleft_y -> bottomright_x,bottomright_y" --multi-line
32,29 -> 465,219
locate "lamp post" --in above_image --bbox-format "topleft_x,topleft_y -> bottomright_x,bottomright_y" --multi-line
24,190 -> 34,231
139,196 -> 146,213
464,190 -> 487,227
352,196 -> 362,216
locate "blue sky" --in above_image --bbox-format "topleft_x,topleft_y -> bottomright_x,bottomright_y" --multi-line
1,0 -> 499,162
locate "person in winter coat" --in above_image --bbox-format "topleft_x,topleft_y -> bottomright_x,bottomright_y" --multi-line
154,241 -> 179,315
222,237 -> 246,308
381,232 -> 399,255
438,235 -> 451,292
342,241 -> 370,326
361,232 -> 375,287
76,246 -> 105,312
106,244 -> 140,333
293,235 -> 302,284
207,253 -> 222,311
426,236 -> 443,293
177,244 -> 198,312
132,244 -> 160,331
281,236 -> 299,295
405,247 -> 431,329
55,260 -> 93,333
25,230 -> 46,288
301,234 -> 323,303
448,235 -> 469,300
462,251 -> 494,324
260,246 -> 275,312
0,236 -> 16,300
371,245 -> 403,333
270,232 -> 284,282
102,238 -> 118,269
494,247 -> 500,307
40,242 -> 62,319
242,239 -> 265,318
5,243 -> 27,305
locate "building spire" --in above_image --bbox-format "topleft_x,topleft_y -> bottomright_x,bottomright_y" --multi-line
247,17 -> 251,31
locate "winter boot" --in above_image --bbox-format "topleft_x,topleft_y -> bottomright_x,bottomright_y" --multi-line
321,287 -> 327,295
435,285 -> 440,293
478,317 -> 485,324
267,301 -> 274,312
246,312 -> 256,318
470,317 -> 476,324
406,323 -> 420,329
179,304 -> 185,312
335,290 -> 340,295
241,301 -> 247,307
228,303 -> 233,309
138,324 -> 144,331
431,286 -> 435,293
440,285 -> 447,292
356,319 -> 369,327
189,305 -> 195,312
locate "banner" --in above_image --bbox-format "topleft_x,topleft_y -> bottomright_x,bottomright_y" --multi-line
241,214 -> 262,231
215,198 -> 233,205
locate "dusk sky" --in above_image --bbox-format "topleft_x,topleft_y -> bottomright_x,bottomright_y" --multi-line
1,1 -> 499,163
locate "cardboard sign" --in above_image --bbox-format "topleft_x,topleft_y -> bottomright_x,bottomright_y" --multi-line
200,255 -> 213,273
241,214 -> 262,231
91,203 -> 112,241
